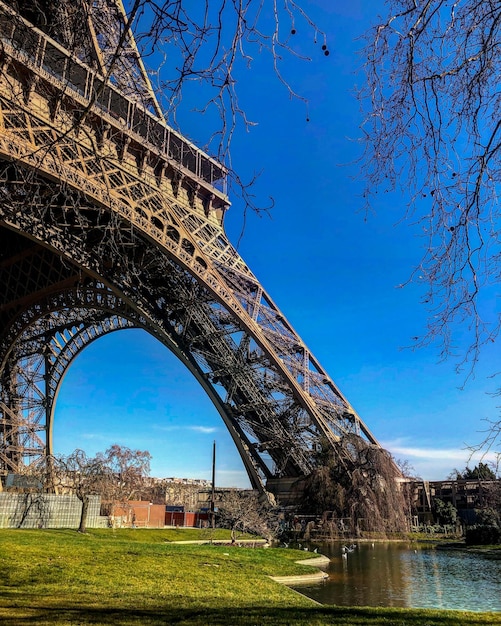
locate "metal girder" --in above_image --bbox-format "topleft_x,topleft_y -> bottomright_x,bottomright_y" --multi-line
0,308 -> 136,473
0,0 -> 383,496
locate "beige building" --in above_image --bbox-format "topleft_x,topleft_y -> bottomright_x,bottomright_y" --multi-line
409,479 -> 500,524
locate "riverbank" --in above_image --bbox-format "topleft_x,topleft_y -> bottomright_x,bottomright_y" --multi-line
436,541 -> 501,557
0,529 -> 498,625
407,532 -> 501,555
270,554 -> 330,585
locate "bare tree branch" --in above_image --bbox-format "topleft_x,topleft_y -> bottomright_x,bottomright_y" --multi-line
358,0 -> 501,453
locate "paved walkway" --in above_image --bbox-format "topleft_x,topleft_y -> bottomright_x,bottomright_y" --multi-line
168,539 -> 268,545
270,554 -> 330,585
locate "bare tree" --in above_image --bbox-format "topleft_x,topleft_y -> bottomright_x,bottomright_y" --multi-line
133,0 -> 330,216
51,445 -> 151,532
135,0 -> 329,161
359,1 -> 501,456
96,444 -> 151,516
468,419 -> 501,471
217,489 -> 280,542
53,449 -> 108,533
395,457 -> 420,480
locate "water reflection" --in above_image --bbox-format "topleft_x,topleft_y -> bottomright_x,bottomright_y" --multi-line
292,542 -> 501,612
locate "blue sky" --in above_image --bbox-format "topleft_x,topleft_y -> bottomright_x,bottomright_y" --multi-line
53,0 -> 499,486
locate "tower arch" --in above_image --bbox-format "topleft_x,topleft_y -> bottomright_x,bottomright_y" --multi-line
0,0 -> 388,501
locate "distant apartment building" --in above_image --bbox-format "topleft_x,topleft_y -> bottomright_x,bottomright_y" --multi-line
157,477 -> 211,510
409,479 -> 501,524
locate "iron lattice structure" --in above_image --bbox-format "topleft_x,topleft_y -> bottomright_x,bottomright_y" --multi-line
0,0 -> 382,497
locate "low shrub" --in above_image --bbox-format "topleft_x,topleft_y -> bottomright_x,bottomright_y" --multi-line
465,524 -> 501,545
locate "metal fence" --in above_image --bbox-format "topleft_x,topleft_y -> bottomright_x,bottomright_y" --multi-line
0,493 -> 108,529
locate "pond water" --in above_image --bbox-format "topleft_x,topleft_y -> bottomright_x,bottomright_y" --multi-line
291,542 -> 501,612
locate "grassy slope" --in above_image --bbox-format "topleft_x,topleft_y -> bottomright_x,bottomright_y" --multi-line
0,529 -> 498,625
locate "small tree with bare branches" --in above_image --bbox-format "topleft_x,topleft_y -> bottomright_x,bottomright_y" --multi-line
52,449 -> 108,533
217,489 -> 280,542
96,444 -> 151,519
50,445 -> 151,532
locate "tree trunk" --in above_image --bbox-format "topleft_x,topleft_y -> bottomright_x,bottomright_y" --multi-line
78,495 -> 89,533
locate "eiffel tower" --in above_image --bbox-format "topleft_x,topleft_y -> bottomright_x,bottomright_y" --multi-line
0,0 -> 383,501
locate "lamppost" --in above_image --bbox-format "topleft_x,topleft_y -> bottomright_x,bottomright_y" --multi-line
210,440 -> 216,529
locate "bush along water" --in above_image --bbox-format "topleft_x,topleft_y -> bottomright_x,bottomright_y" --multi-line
465,508 -> 501,545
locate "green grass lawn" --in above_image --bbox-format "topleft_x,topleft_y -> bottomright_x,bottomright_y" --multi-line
0,529 -> 499,625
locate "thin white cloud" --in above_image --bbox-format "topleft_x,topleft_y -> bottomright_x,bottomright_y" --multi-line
385,440 -> 497,462
188,426 -> 217,434
389,445 -> 468,461
382,439 -> 498,480
153,424 -> 217,434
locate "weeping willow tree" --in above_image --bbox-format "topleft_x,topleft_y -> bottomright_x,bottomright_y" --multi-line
297,435 -> 409,536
